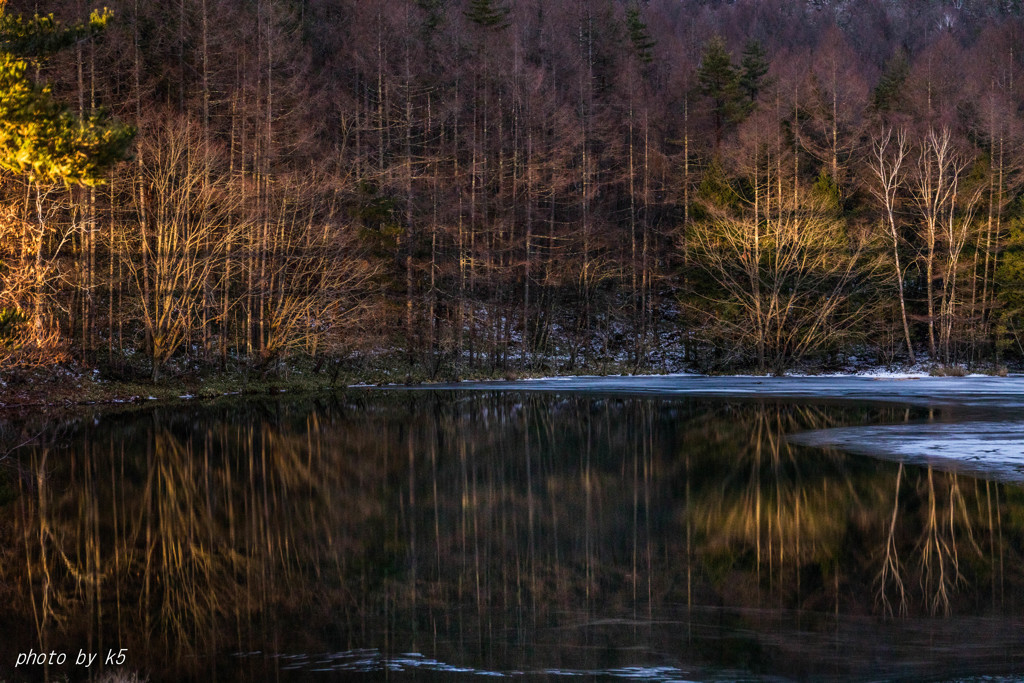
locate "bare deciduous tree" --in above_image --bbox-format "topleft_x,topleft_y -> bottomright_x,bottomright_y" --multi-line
254,176 -> 379,366
691,191 -> 875,371
125,114 -> 242,381
870,127 -> 915,364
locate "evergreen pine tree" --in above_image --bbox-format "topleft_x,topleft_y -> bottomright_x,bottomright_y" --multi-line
871,49 -> 909,113
739,39 -> 769,106
625,5 -> 655,65
698,37 -> 742,151
0,6 -> 133,186
464,0 -> 509,30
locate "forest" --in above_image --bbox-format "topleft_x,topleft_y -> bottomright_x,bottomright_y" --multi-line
3,0 -> 1024,383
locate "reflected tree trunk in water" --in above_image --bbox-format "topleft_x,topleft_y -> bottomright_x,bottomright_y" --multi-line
914,468 -> 984,616
876,463 -> 907,617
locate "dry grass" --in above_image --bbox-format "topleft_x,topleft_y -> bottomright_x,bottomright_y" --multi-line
928,364 -> 966,377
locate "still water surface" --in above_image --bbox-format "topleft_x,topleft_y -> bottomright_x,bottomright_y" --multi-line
0,389 -> 1022,681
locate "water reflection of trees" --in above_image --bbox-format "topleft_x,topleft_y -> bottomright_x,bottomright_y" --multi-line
400,396 -> 1023,624
678,403 -> 1017,619
3,400 -> 399,680
0,394 -> 1022,680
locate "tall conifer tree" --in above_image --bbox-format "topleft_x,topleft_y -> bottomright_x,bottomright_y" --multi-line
872,50 -> 910,112
625,5 -> 655,65
698,37 -> 742,152
464,0 -> 509,29
739,39 -> 769,108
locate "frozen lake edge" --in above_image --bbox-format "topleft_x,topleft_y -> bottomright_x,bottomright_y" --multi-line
416,373 -> 1024,409
377,374 -> 1024,486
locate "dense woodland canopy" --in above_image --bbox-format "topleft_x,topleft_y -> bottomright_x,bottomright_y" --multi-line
4,0 -> 1024,379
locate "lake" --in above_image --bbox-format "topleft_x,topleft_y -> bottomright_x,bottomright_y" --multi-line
1,377 -> 1023,681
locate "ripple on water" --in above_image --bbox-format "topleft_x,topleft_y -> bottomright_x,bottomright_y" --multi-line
237,649 -> 708,680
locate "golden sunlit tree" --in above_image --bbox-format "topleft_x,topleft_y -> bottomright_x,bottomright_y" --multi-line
0,0 -> 132,366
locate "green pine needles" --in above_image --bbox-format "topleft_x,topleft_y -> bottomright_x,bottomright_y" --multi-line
872,49 -> 909,113
464,0 -> 510,29
626,6 -> 656,65
739,40 -> 769,104
0,4 -> 133,187
698,36 -> 769,150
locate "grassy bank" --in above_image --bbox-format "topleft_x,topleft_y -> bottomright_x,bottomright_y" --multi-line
0,352 -> 678,414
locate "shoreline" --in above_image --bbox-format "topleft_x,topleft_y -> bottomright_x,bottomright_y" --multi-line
390,372 -> 1024,409
0,360 -> 1018,416
5,368 -> 1024,491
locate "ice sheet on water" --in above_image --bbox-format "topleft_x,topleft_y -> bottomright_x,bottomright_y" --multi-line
440,374 -> 1024,409
789,421 -> 1024,484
